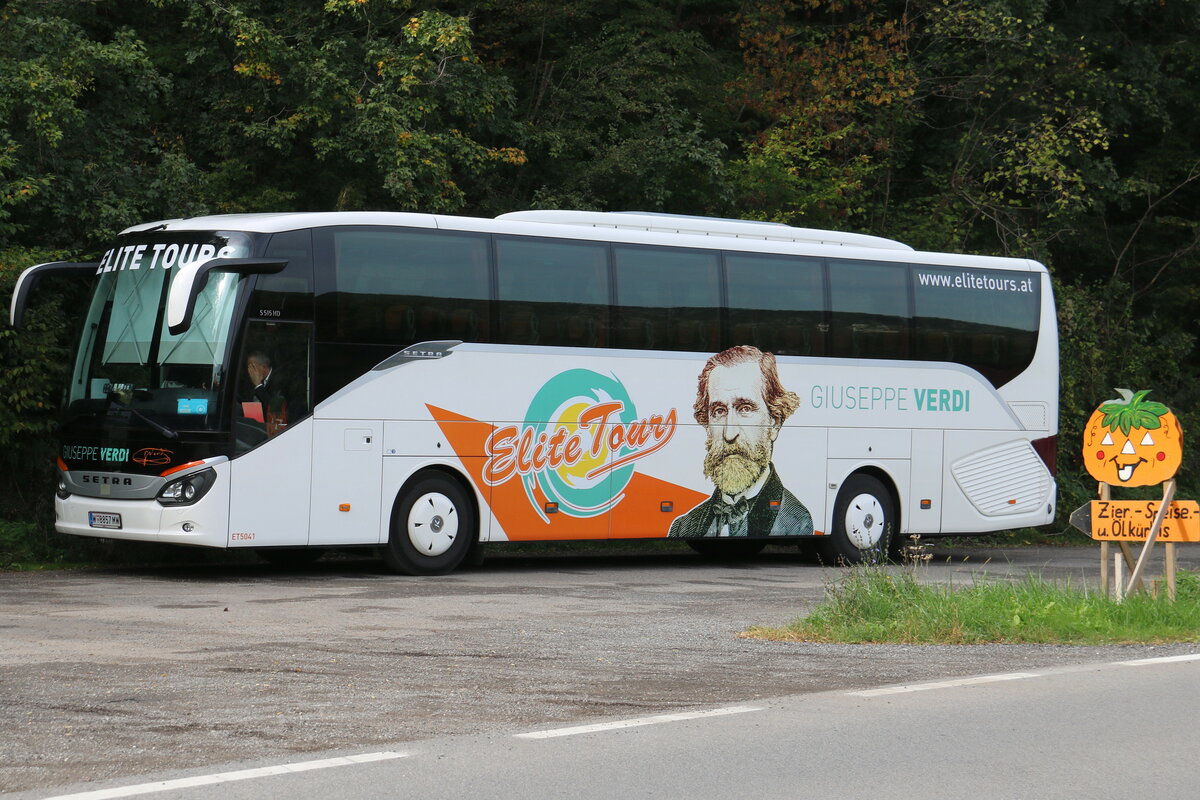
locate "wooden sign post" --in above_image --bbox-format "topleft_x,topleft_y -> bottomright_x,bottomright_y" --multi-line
1076,389 -> 1187,600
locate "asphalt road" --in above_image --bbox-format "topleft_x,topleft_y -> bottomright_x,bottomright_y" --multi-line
22,657 -> 1199,800
3,542 -> 1199,797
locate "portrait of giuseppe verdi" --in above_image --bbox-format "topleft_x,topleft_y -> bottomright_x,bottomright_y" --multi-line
668,345 -> 814,539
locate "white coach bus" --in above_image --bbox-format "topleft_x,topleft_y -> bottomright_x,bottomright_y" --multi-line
9,210 -> 1058,573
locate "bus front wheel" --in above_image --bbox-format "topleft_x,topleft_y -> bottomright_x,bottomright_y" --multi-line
820,474 -> 895,565
384,472 -> 475,576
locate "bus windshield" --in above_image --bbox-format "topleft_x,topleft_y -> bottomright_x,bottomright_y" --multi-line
67,232 -> 254,433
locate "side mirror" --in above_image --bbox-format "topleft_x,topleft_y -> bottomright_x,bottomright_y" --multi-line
8,261 -> 100,330
166,258 -> 287,335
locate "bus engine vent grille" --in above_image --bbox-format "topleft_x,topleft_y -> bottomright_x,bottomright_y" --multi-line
951,441 -> 1051,516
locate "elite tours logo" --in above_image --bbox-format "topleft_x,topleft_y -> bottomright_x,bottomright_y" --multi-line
482,369 -> 676,522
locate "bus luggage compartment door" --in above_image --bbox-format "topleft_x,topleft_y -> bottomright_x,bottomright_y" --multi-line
907,429 -> 944,534
309,420 -> 383,545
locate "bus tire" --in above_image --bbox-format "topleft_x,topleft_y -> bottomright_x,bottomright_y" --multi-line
384,472 -> 475,576
819,473 -> 895,565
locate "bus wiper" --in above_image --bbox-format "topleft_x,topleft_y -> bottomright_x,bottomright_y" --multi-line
127,406 -> 180,440
108,399 -> 179,440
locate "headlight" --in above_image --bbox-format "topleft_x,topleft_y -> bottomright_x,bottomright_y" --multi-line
157,468 -> 216,507
56,474 -> 70,500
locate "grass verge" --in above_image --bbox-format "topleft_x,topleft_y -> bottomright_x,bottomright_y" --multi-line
745,567 -> 1200,645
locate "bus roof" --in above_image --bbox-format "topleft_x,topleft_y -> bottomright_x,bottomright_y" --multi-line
120,211 -> 1045,272
495,210 -> 913,251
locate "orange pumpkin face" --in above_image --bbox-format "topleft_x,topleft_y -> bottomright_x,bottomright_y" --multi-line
1083,389 -> 1183,486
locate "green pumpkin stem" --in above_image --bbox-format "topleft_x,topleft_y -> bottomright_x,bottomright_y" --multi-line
1097,388 -> 1171,436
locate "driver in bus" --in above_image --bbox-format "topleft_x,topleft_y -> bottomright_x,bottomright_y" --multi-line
669,345 -> 813,539
245,351 -> 288,436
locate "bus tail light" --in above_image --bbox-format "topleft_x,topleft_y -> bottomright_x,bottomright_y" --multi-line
1031,435 -> 1057,476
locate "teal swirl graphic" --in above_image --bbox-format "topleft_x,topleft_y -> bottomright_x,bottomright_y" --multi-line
522,369 -> 638,522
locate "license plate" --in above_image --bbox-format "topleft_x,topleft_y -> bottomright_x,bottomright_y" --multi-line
88,512 -> 122,530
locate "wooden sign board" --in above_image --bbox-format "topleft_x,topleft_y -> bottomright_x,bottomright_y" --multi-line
1089,500 -> 1200,542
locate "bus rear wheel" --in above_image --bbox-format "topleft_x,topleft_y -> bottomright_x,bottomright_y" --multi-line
384,472 -> 475,576
819,474 -> 894,565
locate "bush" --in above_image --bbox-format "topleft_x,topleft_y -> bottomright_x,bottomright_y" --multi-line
0,518 -> 89,569
1054,277 -> 1198,526
0,247 -> 84,566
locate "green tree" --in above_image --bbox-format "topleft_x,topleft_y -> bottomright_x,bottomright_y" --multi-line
896,0 -> 1117,259
0,248 -> 76,519
1048,0 -> 1200,301
0,0 -> 526,253
1055,277 -> 1197,515
476,0 -> 734,213
0,1 -> 195,250
149,0 -> 524,213
2,0 -> 1199,553
728,0 -> 917,227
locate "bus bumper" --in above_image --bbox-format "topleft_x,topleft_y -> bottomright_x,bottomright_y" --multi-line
54,469 -> 231,548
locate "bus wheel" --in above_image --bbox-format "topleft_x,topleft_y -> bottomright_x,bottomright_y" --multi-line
687,539 -> 767,560
384,472 -> 475,576
820,474 -> 894,565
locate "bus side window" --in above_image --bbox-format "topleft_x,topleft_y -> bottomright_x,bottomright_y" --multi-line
614,246 -> 720,352
828,260 -> 910,360
725,252 -> 825,356
259,229 -> 315,321
382,303 -> 415,340
496,237 -> 609,348
912,265 -> 1040,386
330,229 -> 490,347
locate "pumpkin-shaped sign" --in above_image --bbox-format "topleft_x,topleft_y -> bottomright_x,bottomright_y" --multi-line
1083,389 -> 1183,486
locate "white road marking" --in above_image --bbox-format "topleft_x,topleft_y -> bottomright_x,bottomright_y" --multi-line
515,705 -> 764,739
849,672 -> 1042,697
1119,653 -> 1200,667
44,751 -> 407,800
851,652 -> 1200,698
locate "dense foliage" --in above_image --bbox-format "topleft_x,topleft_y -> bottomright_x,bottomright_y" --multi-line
1,0 -> 1197,556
